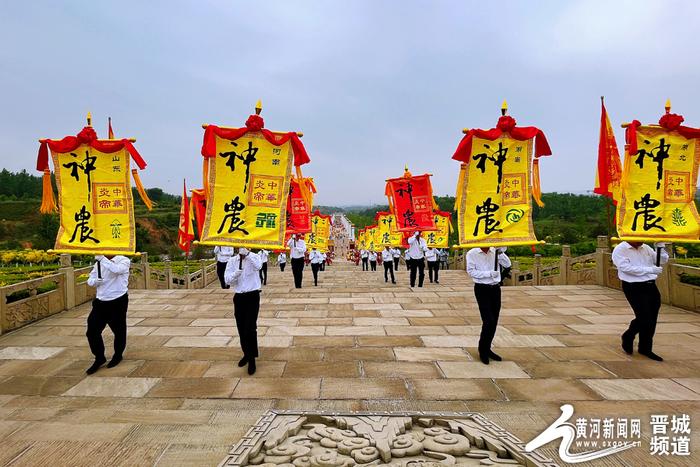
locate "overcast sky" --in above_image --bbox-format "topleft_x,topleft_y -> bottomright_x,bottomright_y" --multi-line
1,1 -> 699,205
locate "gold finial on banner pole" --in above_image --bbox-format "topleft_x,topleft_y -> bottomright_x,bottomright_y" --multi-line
665,98 -> 671,114
501,100 -> 508,116
86,111 -> 92,126
255,100 -> 262,115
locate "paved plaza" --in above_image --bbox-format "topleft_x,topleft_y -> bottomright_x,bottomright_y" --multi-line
0,260 -> 699,465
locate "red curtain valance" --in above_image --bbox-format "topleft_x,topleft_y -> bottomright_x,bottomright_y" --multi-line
201,115 -> 310,167
452,116 -> 552,163
37,126 -> 146,171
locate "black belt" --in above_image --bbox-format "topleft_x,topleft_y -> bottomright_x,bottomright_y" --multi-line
474,283 -> 500,287
622,280 -> 656,285
236,290 -> 261,295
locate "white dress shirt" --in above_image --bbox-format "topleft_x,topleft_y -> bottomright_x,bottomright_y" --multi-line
259,249 -> 269,263
382,249 -> 393,262
612,242 -> 669,282
392,248 -> 401,259
287,237 -> 307,259
466,248 -> 512,285
360,249 -> 369,259
407,235 -> 428,260
278,252 -> 287,264
321,253 -> 327,262
309,250 -> 324,264
425,248 -> 438,262
87,256 -> 131,301
214,246 -> 234,263
368,251 -> 377,261
224,252 -> 263,293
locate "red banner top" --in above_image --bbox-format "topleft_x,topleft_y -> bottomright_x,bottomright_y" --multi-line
201,114 -> 310,167
625,112 -> 700,155
37,126 -> 147,172
452,115 -> 551,163
311,210 -> 333,223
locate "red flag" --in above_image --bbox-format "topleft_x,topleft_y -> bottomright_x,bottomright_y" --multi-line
594,98 -> 622,202
190,188 -> 207,237
108,117 -> 115,139
285,177 -> 315,238
385,173 -> 437,232
178,180 -> 194,253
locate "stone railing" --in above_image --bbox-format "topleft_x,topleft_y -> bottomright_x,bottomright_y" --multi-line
0,253 -> 218,335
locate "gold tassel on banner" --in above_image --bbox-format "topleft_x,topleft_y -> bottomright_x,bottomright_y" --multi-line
295,165 -> 311,208
532,158 -> 545,208
203,159 -> 210,201
39,169 -> 57,214
131,169 -> 154,210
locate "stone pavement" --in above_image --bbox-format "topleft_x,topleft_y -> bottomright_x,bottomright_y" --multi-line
0,260 -> 699,465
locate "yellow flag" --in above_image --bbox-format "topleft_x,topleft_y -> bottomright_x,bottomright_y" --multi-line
52,146 -> 135,254
305,212 -> 332,252
425,211 -> 451,248
376,212 -> 403,247
617,125 -> 700,241
200,133 -> 292,248
456,136 -> 540,247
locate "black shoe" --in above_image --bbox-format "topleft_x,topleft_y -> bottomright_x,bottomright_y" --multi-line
392,281 -> 396,284
238,356 -> 248,367
107,355 -> 122,368
639,350 -> 664,362
435,280 -> 439,284
621,336 -> 633,355
248,359 -> 256,375
479,353 -> 489,365
489,351 -> 502,361
86,357 -> 107,375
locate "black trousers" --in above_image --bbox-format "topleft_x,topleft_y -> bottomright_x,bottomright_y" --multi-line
217,261 -> 229,289
362,257 -> 369,271
621,280 -> 661,353
259,262 -> 268,285
279,262 -> 286,271
393,258 -> 400,270
428,261 -> 439,282
409,258 -> 425,287
233,290 -> 260,359
86,293 -> 128,360
320,261 -> 326,271
384,262 -> 395,283
370,260 -> 377,271
311,263 -> 321,285
474,283 -> 501,354
291,257 -> 305,288
406,258 -> 411,271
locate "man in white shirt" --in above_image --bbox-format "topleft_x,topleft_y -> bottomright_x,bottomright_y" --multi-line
382,246 -> 396,284
85,255 -> 131,374
321,252 -> 327,271
407,231 -> 428,287
612,241 -> 669,361
426,247 -> 440,284
466,246 -> 511,365
360,249 -> 369,271
392,247 -> 401,270
225,247 -> 263,375
309,248 -> 324,286
287,234 -> 307,288
214,245 -> 234,289
368,250 -> 378,271
277,251 -> 287,271
258,249 -> 269,285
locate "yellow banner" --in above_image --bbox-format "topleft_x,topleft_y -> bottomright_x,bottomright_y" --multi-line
365,225 -> 380,251
617,126 -> 700,241
376,213 -> 404,247
305,214 -> 331,252
456,136 -> 540,247
52,146 -> 135,254
356,230 -> 367,250
426,212 -> 451,248
201,133 -> 292,248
